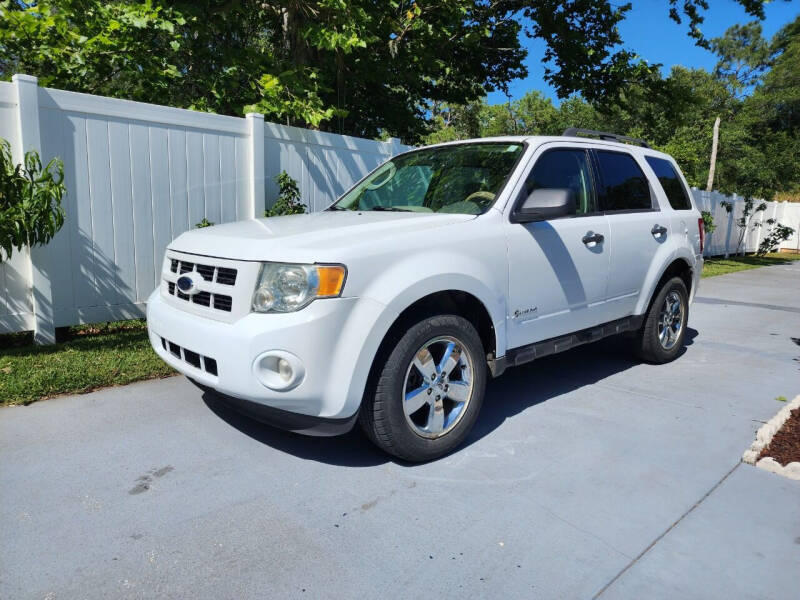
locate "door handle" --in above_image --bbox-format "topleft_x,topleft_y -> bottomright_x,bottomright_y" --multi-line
582,232 -> 605,245
651,224 -> 668,237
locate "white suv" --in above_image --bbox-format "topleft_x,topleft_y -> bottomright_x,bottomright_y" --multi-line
147,130 -> 703,461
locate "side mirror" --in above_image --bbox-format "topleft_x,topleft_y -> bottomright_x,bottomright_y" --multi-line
512,188 -> 576,223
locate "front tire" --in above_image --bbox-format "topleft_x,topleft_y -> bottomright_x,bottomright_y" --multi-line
359,314 -> 487,462
633,276 -> 689,364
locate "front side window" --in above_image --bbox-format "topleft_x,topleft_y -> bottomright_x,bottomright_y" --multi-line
331,143 -> 524,215
645,156 -> 692,210
594,150 -> 653,211
522,148 -> 596,215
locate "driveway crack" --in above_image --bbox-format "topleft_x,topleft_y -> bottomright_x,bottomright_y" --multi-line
592,462 -> 741,599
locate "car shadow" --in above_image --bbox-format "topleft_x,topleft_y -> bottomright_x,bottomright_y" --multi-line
202,328 -> 698,468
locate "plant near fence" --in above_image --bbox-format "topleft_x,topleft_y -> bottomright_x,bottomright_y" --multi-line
757,220 -> 795,255
195,218 -> 214,228
265,171 -> 307,217
0,138 -> 65,263
719,197 -> 766,257
700,210 -> 716,235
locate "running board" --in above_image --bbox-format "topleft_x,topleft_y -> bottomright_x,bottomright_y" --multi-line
488,315 -> 644,377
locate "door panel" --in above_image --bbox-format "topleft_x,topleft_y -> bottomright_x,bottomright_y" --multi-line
504,146 -> 613,350
592,149 -> 665,318
604,212 -> 668,318
505,216 -> 613,348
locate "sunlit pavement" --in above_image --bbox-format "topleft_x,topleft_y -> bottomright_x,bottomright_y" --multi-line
2,262 -> 799,599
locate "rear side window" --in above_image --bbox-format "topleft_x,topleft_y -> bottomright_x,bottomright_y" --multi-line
594,150 -> 653,211
645,156 -> 692,210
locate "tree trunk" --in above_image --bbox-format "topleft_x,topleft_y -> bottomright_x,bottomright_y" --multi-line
706,116 -> 720,192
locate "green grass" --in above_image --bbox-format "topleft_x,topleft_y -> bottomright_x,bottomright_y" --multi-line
701,252 -> 800,278
0,319 -> 175,406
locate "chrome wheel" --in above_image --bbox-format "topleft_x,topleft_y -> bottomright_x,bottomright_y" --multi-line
402,336 -> 474,439
658,290 -> 684,350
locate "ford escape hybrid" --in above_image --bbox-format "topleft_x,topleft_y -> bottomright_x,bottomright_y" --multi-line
147,129 -> 703,461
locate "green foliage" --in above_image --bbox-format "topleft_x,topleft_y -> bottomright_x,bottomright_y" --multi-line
0,138 -> 65,262
757,220 -> 795,256
0,0 -> 783,142
701,211 -> 716,235
0,0 -> 185,100
195,218 -> 214,228
265,171 -> 306,217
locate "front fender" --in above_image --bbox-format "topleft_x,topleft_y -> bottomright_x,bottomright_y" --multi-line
331,252 -> 508,419
361,251 -> 508,354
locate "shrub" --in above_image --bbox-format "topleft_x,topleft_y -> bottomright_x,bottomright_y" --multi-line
757,219 -> 794,255
265,171 -> 306,217
0,138 -> 66,262
195,218 -> 214,228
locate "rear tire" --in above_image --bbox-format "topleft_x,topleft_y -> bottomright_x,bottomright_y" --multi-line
359,314 -> 487,462
633,276 -> 689,364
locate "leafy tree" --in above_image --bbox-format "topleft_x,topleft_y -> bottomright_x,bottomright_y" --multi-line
0,139 -> 66,262
0,0 -> 785,142
719,197 -> 767,257
0,1 -> 185,100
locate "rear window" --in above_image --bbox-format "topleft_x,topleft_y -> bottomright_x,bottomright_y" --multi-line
645,156 -> 692,210
594,151 -> 653,211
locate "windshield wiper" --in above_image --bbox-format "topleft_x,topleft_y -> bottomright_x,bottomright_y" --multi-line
370,206 -> 413,212
326,205 -> 347,211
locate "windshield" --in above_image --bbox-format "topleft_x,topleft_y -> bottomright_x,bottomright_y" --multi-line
330,142 -> 525,215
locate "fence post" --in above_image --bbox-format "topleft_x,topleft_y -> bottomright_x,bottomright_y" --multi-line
246,113 -> 265,219
13,74 -> 56,345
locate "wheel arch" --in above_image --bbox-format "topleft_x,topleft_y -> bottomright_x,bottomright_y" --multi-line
349,289 -> 500,418
635,255 -> 695,315
380,290 -> 498,362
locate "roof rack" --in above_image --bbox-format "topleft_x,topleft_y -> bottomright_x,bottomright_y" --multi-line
562,128 -> 650,149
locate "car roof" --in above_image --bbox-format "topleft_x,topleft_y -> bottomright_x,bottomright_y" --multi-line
423,135 -> 675,161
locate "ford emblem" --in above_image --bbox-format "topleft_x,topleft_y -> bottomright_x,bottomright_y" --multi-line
176,275 -> 197,295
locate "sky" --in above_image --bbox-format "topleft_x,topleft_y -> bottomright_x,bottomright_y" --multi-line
487,0 -> 800,105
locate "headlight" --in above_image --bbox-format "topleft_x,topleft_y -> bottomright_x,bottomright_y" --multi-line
251,263 -> 346,313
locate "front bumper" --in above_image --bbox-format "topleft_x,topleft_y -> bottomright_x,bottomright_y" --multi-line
146,289 -> 384,422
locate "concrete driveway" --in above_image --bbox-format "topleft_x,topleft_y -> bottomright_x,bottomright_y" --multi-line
2,263 -> 799,599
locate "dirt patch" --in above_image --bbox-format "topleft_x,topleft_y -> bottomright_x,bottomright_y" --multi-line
759,407 -> 800,466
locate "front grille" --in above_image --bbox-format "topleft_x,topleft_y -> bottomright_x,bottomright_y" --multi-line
161,337 -> 218,376
216,267 -> 237,285
213,295 -> 232,312
192,291 -> 211,307
170,258 -> 237,285
166,281 -> 232,312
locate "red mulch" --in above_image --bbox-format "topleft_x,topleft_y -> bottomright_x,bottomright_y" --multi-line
758,407 -> 800,466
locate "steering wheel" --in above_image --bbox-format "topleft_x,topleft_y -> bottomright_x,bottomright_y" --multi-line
366,163 -> 396,190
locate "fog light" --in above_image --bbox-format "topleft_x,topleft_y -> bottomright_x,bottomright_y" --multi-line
252,350 -> 305,391
277,358 -> 292,382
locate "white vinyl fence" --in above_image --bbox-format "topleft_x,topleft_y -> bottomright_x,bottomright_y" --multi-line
692,190 -> 800,257
0,75 -> 410,342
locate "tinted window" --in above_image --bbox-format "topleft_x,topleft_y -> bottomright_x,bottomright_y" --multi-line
645,156 -> 692,210
523,149 -> 596,215
595,151 -> 652,211
333,143 -> 524,214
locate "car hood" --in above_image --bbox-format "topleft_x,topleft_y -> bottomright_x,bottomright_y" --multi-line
168,211 -> 476,263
